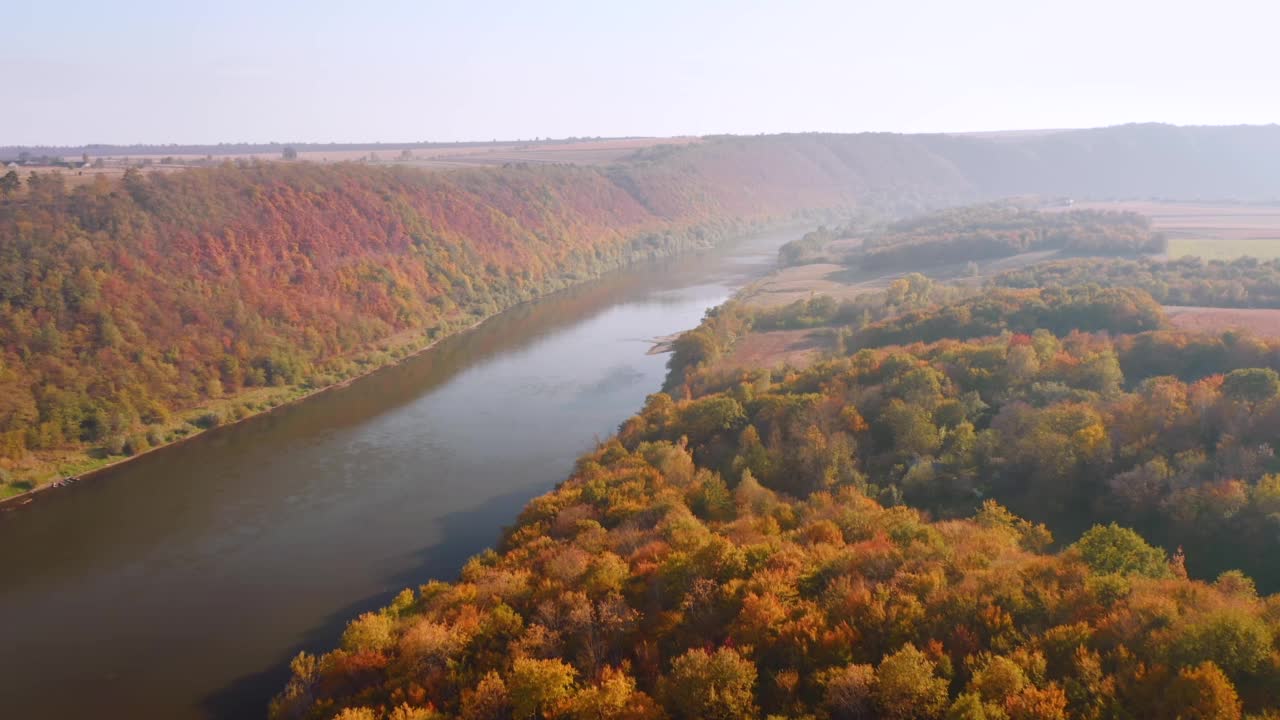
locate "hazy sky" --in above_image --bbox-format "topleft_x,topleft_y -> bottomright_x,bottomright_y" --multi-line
3,0 -> 1277,145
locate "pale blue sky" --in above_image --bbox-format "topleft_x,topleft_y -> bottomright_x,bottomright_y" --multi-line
2,0 -> 1276,145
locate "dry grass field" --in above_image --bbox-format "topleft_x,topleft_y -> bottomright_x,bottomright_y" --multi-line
405,137 -> 700,167
1164,306 -> 1280,337
690,328 -> 831,375
741,249 -> 1063,309
726,328 -> 830,369
1067,201 -> 1280,258
1166,237 -> 1280,260
44,137 -> 695,166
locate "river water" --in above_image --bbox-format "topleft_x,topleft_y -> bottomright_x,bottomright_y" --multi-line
0,228 -> 796,719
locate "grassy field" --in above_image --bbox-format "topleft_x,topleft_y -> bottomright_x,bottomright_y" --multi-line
1166,237 -> 1280,259
1164,306 -> 1280,337
1067,201 -> 1280,259
740,249 -> 1062,309
717,328 -> 831,371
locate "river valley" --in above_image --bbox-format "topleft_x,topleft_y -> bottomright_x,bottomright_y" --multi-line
0,228 -> 797,719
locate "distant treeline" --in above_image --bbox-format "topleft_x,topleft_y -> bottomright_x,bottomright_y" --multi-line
852,286 -> 1165,347
778,226 -> 842,267
665,278 -> 1166,392
13,122 -> 1280,198
854,206 -> 1166,272
0,137 -> 642,161
993,255 -> 1280,308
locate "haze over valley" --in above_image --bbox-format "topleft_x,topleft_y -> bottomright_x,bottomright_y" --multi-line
5,3 -> 1280,719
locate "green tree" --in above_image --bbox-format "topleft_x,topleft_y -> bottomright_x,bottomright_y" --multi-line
945,693 -> 992,720
661,647 -> 757,720
1222,368 -> 1280,406
508,657 -> 577,720
883,400 -> 941,459
1071,523 -> 1170,578
1171,610 -> 1273,677
0,169 -> 19,195
282,146 -> 299,160
875,645 -> 949,720
340,611 -> 397,653
677,396 -> 746,440
968,654 -> 1027,702
564,666 -> 648,720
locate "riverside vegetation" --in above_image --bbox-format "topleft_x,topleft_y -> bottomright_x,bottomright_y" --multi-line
0,137 -> 916,495
272,204 -> 1280,719
8,125 -> 1280,496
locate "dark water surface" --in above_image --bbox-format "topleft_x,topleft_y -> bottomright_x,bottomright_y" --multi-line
0,229 -> 796,719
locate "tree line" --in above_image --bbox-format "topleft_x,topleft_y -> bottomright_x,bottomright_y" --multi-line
856,206 -> 1166,273
992,255 -> 1280,308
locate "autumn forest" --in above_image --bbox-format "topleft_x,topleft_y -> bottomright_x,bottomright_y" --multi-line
272,182 -> 1280,717
8,127 -> 1280,720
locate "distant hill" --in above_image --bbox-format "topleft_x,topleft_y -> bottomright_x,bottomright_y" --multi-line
9,123 -> 1280,202
686,124 -> 1280,202
0,138 -> 640,161
921,123 -> 1280,200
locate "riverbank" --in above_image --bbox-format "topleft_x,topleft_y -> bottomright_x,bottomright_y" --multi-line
0,218 -> 818,509
0,319 -> 482,510
0,219 -> 805,720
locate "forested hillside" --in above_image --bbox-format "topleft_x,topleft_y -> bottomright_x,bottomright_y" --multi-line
921,123 -> 1280,200
4,125 -> 1280,496
259,149 -> 1280,719
272,353 -> 1280,720
274,229 -> 1280,720
1,139 -> 962,492
0,162 -> 727,487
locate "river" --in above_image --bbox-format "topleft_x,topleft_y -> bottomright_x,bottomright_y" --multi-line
0,227 -> 797,719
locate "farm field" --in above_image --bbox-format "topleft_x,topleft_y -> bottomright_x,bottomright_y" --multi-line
742,248 -> 1062,309
1166,236 -> 1280,259
1164,305 -> 1280,337
54,136 -> 695,166
405,137 -> 700,167
1067,200 -> 1280,258
717,328 -> 831,371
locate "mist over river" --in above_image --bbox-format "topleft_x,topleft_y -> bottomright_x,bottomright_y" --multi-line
0,228 -> 798,719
